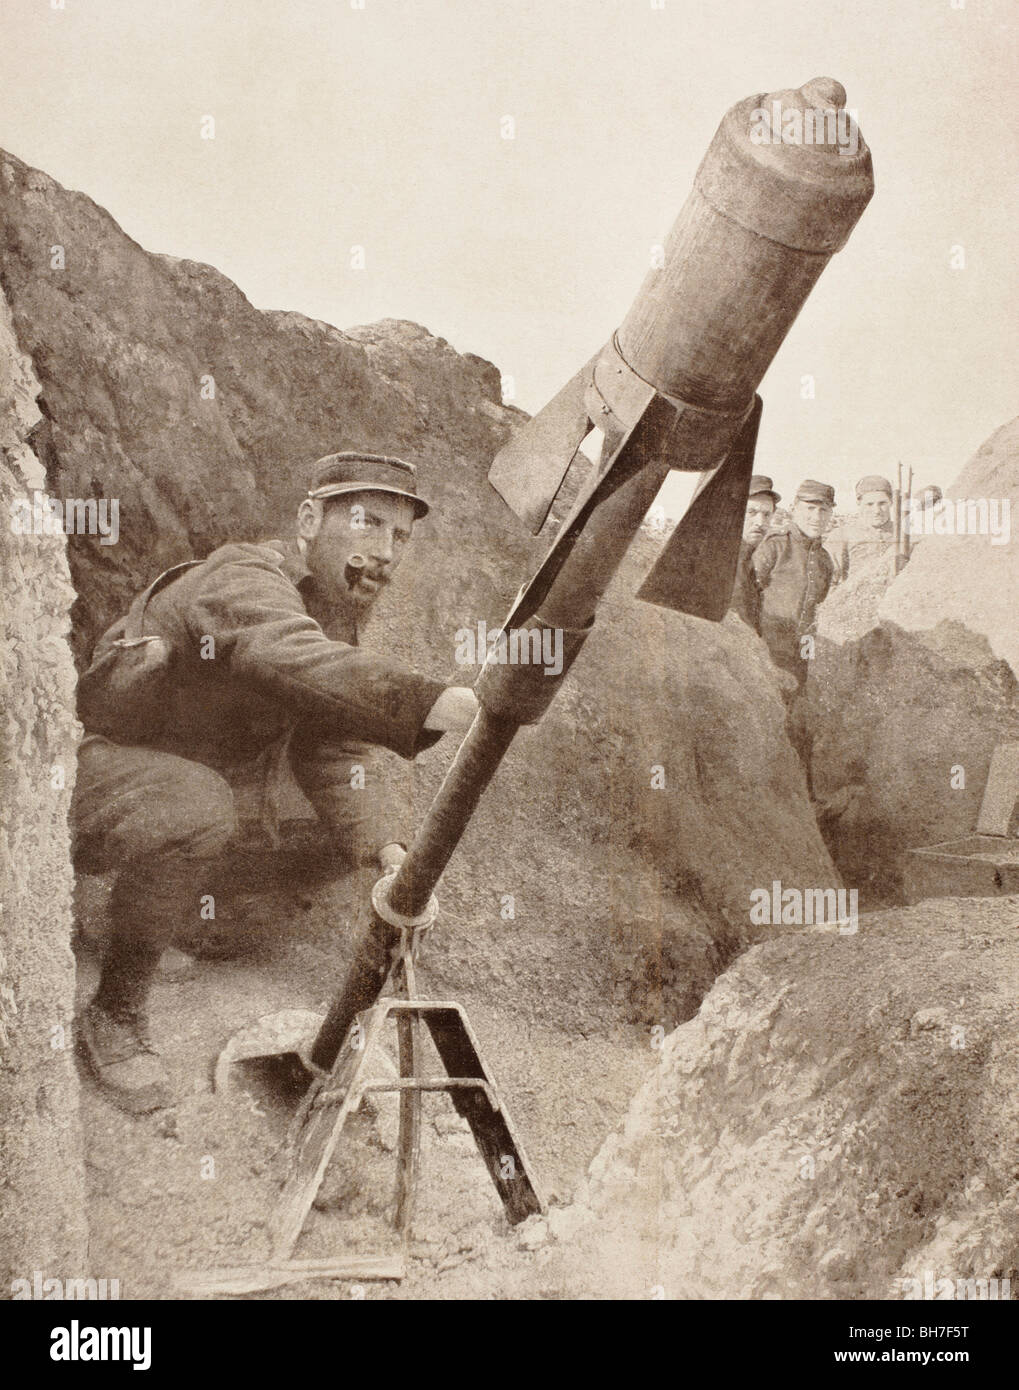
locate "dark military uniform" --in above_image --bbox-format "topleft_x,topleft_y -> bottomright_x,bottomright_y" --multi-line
752,480 -> 836,799
74,450 -> 449,1114
728,473 -> 780,635
752,523 -> 834,687
73,538 -> 445,878
730,539 -> 763,634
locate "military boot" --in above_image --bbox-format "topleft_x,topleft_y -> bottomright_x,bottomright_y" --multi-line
78,999 -> 173,1113
80,857 -> 197,1112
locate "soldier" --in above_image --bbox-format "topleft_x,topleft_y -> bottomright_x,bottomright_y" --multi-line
826,473 -> 895,582
72,452 -> 479,1114
729,474 -> 780,634
752,479 -> 835,691
751,480 -> 835,796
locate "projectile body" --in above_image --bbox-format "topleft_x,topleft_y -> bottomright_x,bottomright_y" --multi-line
489,77 -> 873,619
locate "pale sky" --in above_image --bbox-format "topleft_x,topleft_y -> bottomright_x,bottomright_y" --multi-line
2,0 -> 1016,513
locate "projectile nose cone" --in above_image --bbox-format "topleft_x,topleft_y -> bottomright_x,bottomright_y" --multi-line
801,77 -> 847,109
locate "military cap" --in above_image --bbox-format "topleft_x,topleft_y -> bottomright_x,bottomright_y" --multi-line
307,451 -> 430,520
748,474 -> 781,504
794,479 -> 836,506
854,474 -> 893,501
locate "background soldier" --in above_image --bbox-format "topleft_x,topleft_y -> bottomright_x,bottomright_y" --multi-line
826,473 -> 895,582
752,479 -> 835,689
729,474 -> 780,634
72,452 -> 478,1113
751,480 -> 835,794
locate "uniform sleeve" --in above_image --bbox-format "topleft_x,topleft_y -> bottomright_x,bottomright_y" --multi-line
751,536 -> 780,587
825,528 -> 849,583
729,550 -> 759,630
182,550 -> 447,760
287,733 -> 405,865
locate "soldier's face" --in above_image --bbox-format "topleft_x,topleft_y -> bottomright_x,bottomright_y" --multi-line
859,491 -> 891,528
792,500 -> 832,538
743,496 -> 775,542
299,490 -> 416,609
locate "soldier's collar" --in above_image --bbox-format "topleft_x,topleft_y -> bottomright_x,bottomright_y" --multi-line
269,538 -> 313,590
792,523 -> 824,547
272,538 -> 360,643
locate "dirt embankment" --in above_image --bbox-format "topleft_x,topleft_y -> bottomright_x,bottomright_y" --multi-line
0,280 -> 86,1285
504,898 -> 1019,1301
810,417 -> 1019,903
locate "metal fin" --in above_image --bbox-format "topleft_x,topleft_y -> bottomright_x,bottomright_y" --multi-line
500,392 -> 677,631
487,354 -> 599,533
636,395 -> 763,620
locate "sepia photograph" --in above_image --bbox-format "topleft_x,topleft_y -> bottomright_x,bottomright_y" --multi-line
1,0 -> 1016,1355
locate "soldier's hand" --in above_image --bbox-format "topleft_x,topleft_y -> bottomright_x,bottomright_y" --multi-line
424,686 -> 479,735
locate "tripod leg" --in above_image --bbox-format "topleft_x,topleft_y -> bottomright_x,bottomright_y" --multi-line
394,942 -> 422,1237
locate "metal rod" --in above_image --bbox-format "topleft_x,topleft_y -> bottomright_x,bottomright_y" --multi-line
363,1079 -> 498,1094
389,708 -> 520,918
309,417 -> 671,1072
394,950 -> 421,1237
894,460 -> 902,553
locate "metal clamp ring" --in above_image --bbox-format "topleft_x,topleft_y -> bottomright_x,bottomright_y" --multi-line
371,870 -> 439,932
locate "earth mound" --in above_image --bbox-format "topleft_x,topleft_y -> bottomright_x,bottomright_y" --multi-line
811,418 -> 1019,902
514,898 -> 1019,1300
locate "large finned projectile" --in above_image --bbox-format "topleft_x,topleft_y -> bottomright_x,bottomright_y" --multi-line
489,77 -> 874,620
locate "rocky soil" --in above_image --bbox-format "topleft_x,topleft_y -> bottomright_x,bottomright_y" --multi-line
505,896 -> 1019,1301
73,881 -> 1019,1301
72,841 -> 655,1300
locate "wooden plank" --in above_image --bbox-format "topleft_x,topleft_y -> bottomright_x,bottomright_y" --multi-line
420,1004 -> 545,1225
362,1078 -> 496,1094
271,1002 -> 389,1259
394,954 -> 421,1238
177,1255 -> 405,1297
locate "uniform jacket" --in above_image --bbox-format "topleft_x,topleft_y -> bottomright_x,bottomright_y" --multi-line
751,524 -> 834,680
80,539 -> 447,849
825,516 -> 895,583
729,539 -> 763,634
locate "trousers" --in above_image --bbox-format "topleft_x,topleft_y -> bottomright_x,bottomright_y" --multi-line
71,733 -> 396,1011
